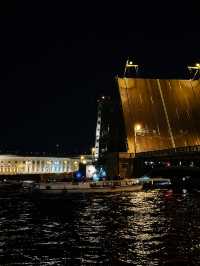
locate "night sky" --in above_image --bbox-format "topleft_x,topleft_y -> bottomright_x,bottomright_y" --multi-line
0,1 -> 199,155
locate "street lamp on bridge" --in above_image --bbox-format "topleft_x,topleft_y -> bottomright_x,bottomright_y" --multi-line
187,63 -> 200,80
134,123 -> 142,155
124,58 -> 139,77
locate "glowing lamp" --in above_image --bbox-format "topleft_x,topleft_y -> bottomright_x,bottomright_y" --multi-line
135,124 -> 142,131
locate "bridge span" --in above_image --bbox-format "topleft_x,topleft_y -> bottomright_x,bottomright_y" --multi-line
118,78 -> 200,154
103,78 -> 200,178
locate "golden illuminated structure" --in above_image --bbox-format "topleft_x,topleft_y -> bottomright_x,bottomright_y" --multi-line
0,155 -> 92,175
118,77 -> 200,154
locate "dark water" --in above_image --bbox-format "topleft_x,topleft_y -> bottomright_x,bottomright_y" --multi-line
1,190 -> 200,265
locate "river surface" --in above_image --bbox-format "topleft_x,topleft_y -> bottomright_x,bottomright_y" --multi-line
1,189 -> 200,265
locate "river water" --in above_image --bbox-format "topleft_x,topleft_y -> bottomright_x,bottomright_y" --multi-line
1,190 -> 200,265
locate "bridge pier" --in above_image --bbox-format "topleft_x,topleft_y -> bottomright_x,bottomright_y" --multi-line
104,149 -> 200,179
104,152 -> 145,178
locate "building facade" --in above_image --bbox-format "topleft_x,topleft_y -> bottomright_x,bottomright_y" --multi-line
0,155 -> 84,175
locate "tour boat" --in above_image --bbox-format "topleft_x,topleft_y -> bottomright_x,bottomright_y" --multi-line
30,179 -> 143,194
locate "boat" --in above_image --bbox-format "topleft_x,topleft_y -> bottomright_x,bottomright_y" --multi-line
138,176 -> 172,190
29,179 -> 143,194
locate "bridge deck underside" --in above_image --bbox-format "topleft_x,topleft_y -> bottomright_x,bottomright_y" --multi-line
118,78 -> 200,153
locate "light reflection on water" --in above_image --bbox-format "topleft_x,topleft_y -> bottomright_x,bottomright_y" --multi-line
0,190 -> 200,265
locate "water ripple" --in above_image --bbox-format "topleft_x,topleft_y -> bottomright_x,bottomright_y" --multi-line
1,191 -> 200,265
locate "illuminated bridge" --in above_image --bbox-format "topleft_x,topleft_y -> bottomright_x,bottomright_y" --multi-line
103,77 -> 200,177
118,78 -> 200,154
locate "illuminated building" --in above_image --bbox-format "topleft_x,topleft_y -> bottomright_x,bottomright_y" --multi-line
0,155 -> 92,175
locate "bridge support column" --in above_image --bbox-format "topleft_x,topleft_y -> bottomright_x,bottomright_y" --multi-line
104,152 -> 136,178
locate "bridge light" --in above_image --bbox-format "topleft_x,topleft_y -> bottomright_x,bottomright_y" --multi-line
187,63 -> 200,79
124,58 -> 139,77
135,124 -> 142,131
126,60 -> 138,68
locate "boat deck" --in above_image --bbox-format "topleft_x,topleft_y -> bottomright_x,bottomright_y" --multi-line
34,179 -> 142,193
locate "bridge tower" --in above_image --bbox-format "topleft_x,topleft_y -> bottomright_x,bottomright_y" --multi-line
94,97 -> 103,161
94,96 -> 111,161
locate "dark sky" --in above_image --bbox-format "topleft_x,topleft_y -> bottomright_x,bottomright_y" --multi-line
0,1 -> 199,154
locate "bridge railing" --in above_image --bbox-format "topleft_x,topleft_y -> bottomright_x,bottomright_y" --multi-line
136,145 -> 200,158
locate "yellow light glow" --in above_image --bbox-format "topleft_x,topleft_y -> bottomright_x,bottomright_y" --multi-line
80,156 -> 84,160
74,161 -> 78,165
196,63 -> 200,67
82,160 -> 87,164
135,124 -> 142,131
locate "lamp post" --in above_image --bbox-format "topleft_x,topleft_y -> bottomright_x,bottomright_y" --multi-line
80,155 -> 84,162
134,124 -> 142,155
188,63 -> 200,80
124,59 -> 139,77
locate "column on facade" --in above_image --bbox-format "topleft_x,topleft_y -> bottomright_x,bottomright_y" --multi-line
34,160 -> 37,173
60,161 -> 63,173
47,160 -> 51,173
25,161 -> 28,173
64,161 -> 67,172
30,161 -> 33,173
39,160 -> 42,173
